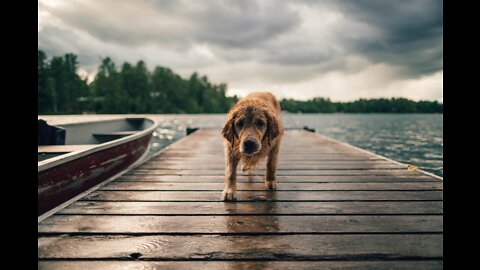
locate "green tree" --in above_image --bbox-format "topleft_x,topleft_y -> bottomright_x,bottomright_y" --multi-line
92,57 -> 125,113
38,52 -> 89,114
38,50 -> 50,113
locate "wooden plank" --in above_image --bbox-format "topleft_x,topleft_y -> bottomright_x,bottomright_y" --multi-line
156,153 -> 380,158
154,156 -> 387,161
117,174 -> 438,183
125,169 -> 422,176
138,162 -> 406,170
99,182 -> 443,191
146,159 -> 399,164
82,190 -> 443,202
58,201 -> 443,215
161,147 -> 367,152
38,234 -> 443,260
157,152 -> 377,156
157,148 -> 374,152
38,215 -> 442,234
148,157 -> 394,162
38,261 -> 444,270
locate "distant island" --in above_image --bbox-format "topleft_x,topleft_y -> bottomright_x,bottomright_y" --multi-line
38,51 -> 443,114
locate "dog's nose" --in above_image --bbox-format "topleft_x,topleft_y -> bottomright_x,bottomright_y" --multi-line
243,139 -> 258,153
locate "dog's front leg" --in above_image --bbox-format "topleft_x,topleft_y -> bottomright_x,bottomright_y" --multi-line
222,146 -> 239,201
265,141 -> 280,189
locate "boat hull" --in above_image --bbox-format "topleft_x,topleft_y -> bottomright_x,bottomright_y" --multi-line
38,133 -> 152,216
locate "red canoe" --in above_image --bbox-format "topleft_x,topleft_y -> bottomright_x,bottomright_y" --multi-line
38,117 -> 158,217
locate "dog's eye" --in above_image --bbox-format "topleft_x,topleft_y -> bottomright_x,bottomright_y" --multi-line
236,120 -> 244,127
256,120 -> 264,127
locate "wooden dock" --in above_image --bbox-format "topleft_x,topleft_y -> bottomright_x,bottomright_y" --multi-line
38,129 -> 443,269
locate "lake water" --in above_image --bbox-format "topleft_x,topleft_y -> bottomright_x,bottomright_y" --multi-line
149,113 -> 443,177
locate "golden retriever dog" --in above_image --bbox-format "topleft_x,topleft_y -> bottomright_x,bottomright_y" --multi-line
221,91 -> 284,201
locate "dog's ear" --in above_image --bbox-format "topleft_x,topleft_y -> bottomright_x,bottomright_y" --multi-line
264,110 -> 280,146
222,112 -> 237,146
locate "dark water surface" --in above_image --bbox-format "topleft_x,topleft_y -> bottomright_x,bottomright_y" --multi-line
149,113 -> 443,177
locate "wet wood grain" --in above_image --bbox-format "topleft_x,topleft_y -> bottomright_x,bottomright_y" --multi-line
99,181 -> 443,191
59,201 -> 443,215
139,161 -> 406,170
125,169 -> 424,176
82,190 -> 443,201
38,261 -> 444,270
38,234 -> 443,260
117,173 -> 437,182
38,215 -> 442,234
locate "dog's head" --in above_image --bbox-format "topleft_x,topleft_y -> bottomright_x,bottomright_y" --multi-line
222,101 -> 280,155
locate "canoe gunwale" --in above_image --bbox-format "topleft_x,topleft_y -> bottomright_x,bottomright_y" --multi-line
38,117 -> 159,172
37,124 -> 195,223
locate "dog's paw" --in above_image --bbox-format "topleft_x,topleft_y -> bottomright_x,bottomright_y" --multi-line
265,180 -> 277,190
221,188 -> 237,201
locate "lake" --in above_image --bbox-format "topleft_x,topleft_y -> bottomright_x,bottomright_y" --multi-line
149,113 -> 443,177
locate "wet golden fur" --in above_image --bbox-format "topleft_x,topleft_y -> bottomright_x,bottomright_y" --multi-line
221,92 -> 284,200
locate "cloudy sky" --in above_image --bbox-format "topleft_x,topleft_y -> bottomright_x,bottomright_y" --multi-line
38,0 -> 443,102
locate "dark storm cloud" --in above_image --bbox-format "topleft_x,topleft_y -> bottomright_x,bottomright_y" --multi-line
41,0 -> 300,49
189,1 -> 301,48
324,0 -> 443,76
38,26 -> 116,72
207,0 -> 442,76
263,49 -> 334,66
39,1 -> 191,48
38,0 -> 442,99
38,26 -> 96,67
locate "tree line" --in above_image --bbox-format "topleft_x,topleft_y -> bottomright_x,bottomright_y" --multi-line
280,97 -> 442,113
38,50 -> 236,114
38,51 -> 442,114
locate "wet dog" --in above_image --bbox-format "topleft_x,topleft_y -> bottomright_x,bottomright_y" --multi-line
221,92 -> 284,200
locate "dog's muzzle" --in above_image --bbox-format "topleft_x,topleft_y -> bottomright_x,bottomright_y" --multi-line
241,139 -> 260,155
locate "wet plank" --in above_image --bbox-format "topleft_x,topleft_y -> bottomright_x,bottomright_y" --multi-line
117,174 -> 438,182
125,169 -> 425,176
156,153 -> 382,159
154,156 -> 387,161
38,234 -> 443,260
38,261 -> 444,270
82,190 -> 443,201
38,215 -> 442,234
138,162 -> 406,170
59,201 -> 443,215
39,260 -> 444,270
99,181 -> 443,191
142,159 -> 403,165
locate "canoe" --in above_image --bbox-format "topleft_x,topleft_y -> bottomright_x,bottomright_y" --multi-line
38,117 -> 158,216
